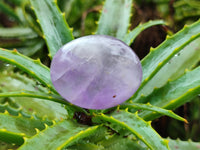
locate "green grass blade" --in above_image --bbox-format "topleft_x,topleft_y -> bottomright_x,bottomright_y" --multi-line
139,66 -> 200,121
131,19 -> 200,102
93,110 -> 169,150
18,120 -> 100,150
0,48 -> 56,93
168,138 -> 200,150
123,20 -> 166,45
120,103 -> 187,123
96,0 -> 133,40
30,0 -> 74,58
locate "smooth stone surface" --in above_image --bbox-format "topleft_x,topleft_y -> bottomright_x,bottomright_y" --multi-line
50,35 -> 142,109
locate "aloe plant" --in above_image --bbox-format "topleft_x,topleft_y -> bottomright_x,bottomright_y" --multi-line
0,0 -> 200,149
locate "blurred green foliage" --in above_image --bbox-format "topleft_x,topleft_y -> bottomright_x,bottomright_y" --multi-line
0,0 -> 199,148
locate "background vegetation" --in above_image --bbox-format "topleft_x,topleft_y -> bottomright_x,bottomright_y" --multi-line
0,0 -> 199,149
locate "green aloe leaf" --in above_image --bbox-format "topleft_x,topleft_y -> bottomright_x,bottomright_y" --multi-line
0,101 -> 36,119
123,20 -> 166,45
0,48 -> 56,93
0,140 -> 19,150
120,103 -> 187,123
66,124 -> 107,149
139,66 -> 200,121
67,124 -> 148,150
0,27 -> 43,56
0,27 -> 39,49
5,0 -> 26,6
69,134 -> 148,150
96,0 -> 133,40
30,0 -> 74,58
93,110 -> 169,150
0,1 -> 20,22
0,102 -> 20,116
131,19 -> 200,102
0,71 -> 68,121
0,90 -> 67,105
0,100 -> 64,122
1,38 -> 44,57
67,143 -> 104,150
161,37 -> 200,80
18,120 -> 101,150
17,38 -> 45,56
0,130 -> 24,146
68,136 -> 147,150
168,138 -> 200,150
99,134 -> 148,150
0,89 -> 86,117
0,27 -> 37,39
0,111 -> 51,145
20,3 -> 43,36
133,37 -> 200,102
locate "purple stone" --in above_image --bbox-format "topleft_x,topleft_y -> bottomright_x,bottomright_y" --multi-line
50,35 -> 142,109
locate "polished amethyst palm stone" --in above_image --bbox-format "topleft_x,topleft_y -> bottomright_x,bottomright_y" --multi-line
50,35 -> 142,109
